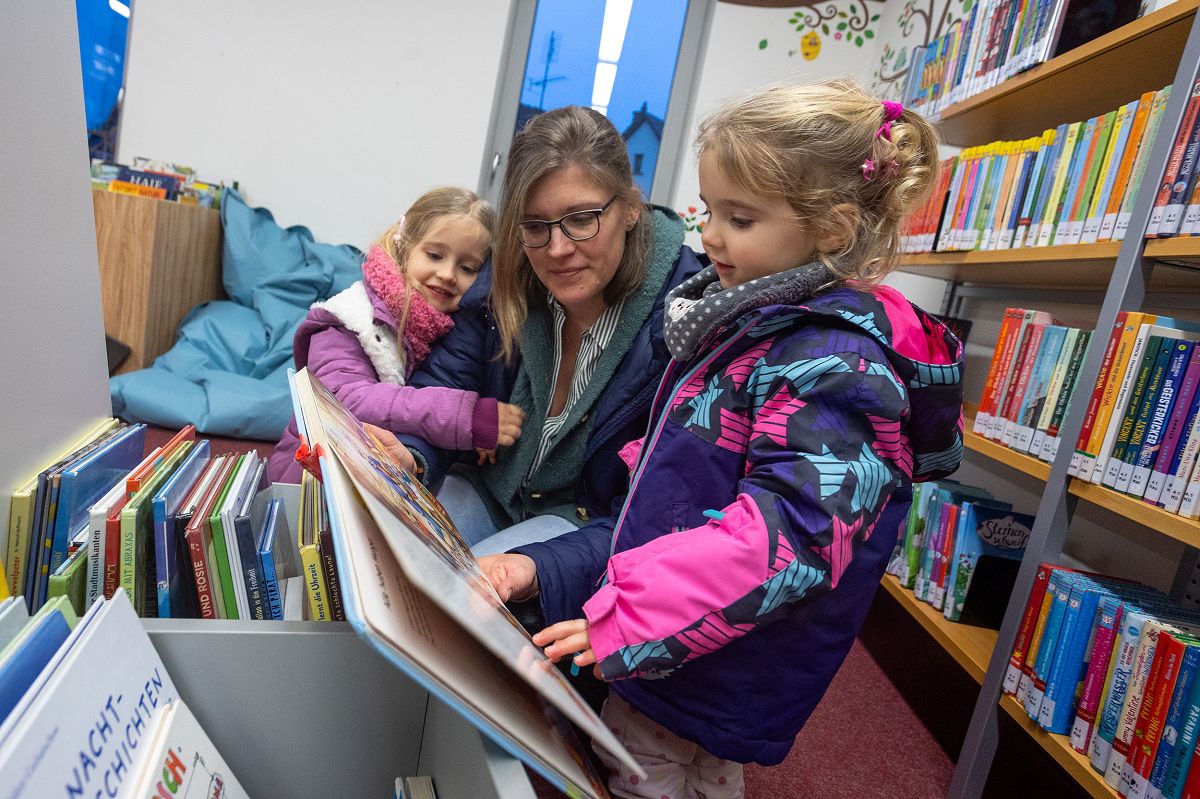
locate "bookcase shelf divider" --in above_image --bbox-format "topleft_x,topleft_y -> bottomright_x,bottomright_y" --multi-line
946,10 -> 1200,797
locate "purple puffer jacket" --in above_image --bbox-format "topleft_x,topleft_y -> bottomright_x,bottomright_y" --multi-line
268,279 -> 497,483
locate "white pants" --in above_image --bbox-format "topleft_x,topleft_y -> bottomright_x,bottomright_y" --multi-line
595,693 -> 746,799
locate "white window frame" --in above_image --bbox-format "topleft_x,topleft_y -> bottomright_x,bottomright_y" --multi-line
477,0 -> 715,207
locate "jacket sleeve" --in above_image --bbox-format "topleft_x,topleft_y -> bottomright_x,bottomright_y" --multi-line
511,516 -> 615,626
307,327 -> 480,451
582,345 -> 910,681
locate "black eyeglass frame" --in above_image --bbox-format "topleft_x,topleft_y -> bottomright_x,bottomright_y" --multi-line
517,196 -> 618,248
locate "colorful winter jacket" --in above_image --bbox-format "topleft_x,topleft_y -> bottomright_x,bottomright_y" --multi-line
267,269 -> 497,483
514,265 -> 964,765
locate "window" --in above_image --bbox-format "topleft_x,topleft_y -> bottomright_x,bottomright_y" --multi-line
482,0 -> 713,204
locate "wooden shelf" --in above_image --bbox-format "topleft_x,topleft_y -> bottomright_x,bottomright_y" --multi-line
878,574 -> 997,683
999,696 -> 1118,799
936,0 -> 1199,145
963,413 -> 1200,547
896,242 -> 1200,291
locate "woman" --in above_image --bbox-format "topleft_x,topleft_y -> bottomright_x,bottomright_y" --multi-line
400,105 -> 702,555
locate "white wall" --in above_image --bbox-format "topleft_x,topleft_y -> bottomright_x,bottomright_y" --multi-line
1,2 -> 112,545
118,1 -> 513,248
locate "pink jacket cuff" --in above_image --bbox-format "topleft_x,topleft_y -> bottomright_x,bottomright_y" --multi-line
471,396 -> 499,450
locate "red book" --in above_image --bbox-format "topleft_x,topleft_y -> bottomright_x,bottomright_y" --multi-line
996,322 -> 1047,438
1005,563 -> 1056,695
1074,312 -> 1129,455
184,457 -> 236,620
1129,632 -> 1190,796
103,495 -> 130,599
1120,631 -> 1181,797
977,308 -> 1025,425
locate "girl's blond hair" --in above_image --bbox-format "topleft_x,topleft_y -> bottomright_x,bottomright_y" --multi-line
492,106 -> 652,362
696,78 -> 939,285
375,186 -> 495,271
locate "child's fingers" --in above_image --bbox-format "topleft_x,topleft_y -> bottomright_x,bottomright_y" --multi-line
541,632 -> 592,663
532,618 -> 588,647
475,448 -> 496,465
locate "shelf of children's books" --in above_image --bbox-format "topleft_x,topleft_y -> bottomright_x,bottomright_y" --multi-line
963,410 -> 1200,547
998,695 -> 1118,799
879,574 -> 997,683
935,0 -> 1199,146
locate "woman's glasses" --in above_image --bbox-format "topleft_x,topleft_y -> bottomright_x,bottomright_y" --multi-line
517,196 -> 617,248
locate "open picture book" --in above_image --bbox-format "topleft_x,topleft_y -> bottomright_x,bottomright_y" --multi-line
288,367 -> 643,799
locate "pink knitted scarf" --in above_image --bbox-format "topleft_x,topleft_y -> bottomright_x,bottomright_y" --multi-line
360,245 -> 454,374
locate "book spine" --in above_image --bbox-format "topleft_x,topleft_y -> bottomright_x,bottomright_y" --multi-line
1074,314 -> 1130,475
1118,89 -> 1173,240
1116,338 -> 1173,493
1025,574 -> 1074,719
1164,391 -> 1200,513
103,512 -> 121,601
1149,79 -> 1200,237
1003,323 -> 1049,445
1094,611 -> 1154,773
184,523 -> 217,620
1125,632 -> 1186,798
1034,327 -> 1080,455
1038,121 -> 1084,247
1161,661 -> 1200,798
6,489 -> 33,599
1148,347 -> 1200,504
1045,330 -> 1093,460
1019,570 -> 1064,702
1132,342 -> 1192,497
1006,563 -> 1055,693
1089,316 -> 1154,482
1041,586 -> 1104,733
1101,92 -> 1157,241
1073,597 -> 1124,753
1107,623 -> 1167,788
1147,644 -> 1200,799
300,544 -> 330,621
977,307 -> 1026,431
318,527 -> 345,622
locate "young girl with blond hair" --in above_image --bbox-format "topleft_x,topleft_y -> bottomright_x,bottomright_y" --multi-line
269,187 -> 523,483
479,78 -> 966,797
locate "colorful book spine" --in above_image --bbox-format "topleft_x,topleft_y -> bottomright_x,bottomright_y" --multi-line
1042,329 -> 1093,461
1163,390 -> 1200,513
1005,563 -> 1057,694
1117,87 -> 1173,240
1101,91 -> 1158,241
1083,100 -> 1138,244
1131,342 -> 1194,498
1145,643 -> 1200,799
1072,595 -> 1126,753
1086,314 -> 1156,482
1148,79 -> 1200,237
1093,609 -> 1156,773
1073,313 -> 1132,475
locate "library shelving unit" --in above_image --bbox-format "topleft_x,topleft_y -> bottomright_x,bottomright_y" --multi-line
890,3 -> 1200,797
0,6 -> 532,798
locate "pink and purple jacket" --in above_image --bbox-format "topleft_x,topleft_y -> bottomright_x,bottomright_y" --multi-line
267,275 -> 497,483
513,275 -> 964,764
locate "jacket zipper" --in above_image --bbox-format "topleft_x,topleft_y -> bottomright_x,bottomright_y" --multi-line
609,318 -> 758,556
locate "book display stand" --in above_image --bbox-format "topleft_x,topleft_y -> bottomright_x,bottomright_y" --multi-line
896,4 -> 1200,797
0,5 -> 533,797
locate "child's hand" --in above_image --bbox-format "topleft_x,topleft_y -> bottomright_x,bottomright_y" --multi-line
497,402 -> 525,447
476,448 -> 496,465
532,619 -> 601,679
476,553 -> 539,602
363,423 -> 417,473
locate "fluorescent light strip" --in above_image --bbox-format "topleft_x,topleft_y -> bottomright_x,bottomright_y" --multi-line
592,62 -> 618,108
592,105 -> 609,116
109,0 -> 130,18
598,0 -> 634,63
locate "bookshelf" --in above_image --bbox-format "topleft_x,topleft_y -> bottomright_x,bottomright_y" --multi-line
907,5 -> 1200,797
0,7 -> 532,798
937,0 -> 1199,145
879,575 -> 996,682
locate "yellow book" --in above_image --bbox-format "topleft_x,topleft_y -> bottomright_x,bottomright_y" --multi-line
298,470 -> 329,621
5,418 -> 119,598
1035,121 -> 1083,247
1078,312 -> 1154,481
0,555 -> 9,601
1016,573 -> 1059,702
1081,102 -> 1132,242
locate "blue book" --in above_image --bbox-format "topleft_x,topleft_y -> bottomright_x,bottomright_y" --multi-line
1051,116 -> 1099,244
1014,325 -> 1068,450
151,440 -> 211,618
1002,148 -> 1036,246
1026,571 -> 1077,720
1161,643 -> 1200,798
1027,124 -> 1070,243
1040,579 -> 1110,733
943,502 -> 1029,623
232,459 -> 268,620
1130,341 -> 1193,497
0,602 -> 72,724
46,424 -> 146,591
1106,336 -> 1170,489
1147,643 -> 1200,799
256,499 -> 287,621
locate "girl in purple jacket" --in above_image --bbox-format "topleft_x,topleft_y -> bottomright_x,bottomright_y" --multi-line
268,188 -> 525,483
479,80 -> 965,797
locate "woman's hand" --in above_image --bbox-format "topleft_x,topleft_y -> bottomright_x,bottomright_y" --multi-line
363,423 -> 417,473
476,553 -> 539,602
533,619 -> 601,679
496,402 -> 526,447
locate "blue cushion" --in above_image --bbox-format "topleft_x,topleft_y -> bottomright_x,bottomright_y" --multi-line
110,188 -> 362,439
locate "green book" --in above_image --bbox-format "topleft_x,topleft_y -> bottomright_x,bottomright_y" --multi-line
208,453 -> 250,620
120,441 -> 193,616
48,544 -> 88,617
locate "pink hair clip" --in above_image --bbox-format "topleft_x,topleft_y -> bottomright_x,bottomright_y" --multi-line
861,159 -> 876,180
875,100 -> 905,141
392,214 -> 407,245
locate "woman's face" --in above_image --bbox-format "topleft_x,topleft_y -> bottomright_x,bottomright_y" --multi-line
520,163 -> 638,325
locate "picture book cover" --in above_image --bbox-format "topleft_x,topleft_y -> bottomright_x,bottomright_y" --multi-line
945,502 -> 1032,625
126,699 -> 249,799
290,368 -> 640,799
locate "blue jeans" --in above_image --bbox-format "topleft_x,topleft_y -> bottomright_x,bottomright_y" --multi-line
437,473 -> 577,557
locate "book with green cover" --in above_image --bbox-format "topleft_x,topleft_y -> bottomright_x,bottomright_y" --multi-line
120,441 -> 193,616
207,453 -> 249,620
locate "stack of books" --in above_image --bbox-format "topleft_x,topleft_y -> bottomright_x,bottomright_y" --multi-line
1067,311 -> 1200,516
902,0 -> 1149,120
90,156 -> 228,208
4,421 -> 320,621
900,87 -> 1172,253
1005,563 -> 1200,798
886,479 -> 1033,625
0,590 -> 249,797
974,308 -> 1095,464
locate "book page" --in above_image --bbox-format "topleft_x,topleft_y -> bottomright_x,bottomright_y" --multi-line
323,453 -> 609,799
293,369 -> 640,777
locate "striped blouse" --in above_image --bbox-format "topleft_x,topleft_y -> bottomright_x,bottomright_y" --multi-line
527,295 -> 626,479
